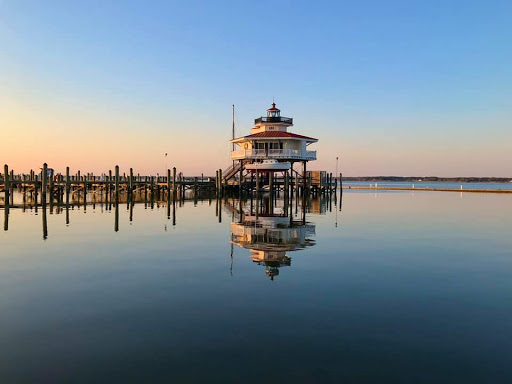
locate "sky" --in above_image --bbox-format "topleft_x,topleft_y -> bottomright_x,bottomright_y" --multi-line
1,0 -> 511,177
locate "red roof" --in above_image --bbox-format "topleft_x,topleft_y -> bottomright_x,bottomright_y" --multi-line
243,131 -> 318,141
267,102 -> 280,111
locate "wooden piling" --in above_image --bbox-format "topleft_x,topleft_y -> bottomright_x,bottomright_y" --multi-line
65,167 -> 70,207
115,165 -> 119,202
255,171 -> 259,219
167,169 -> 171,193
42,163 -> 48,202
302,161 -> 307,196
114,202 -> 119,232
172,167 -> 176,194
218,168 -> 223,197
108,170 -> 112,199
3,165 -> 9,206
129,168 -> 134,194
284,170 -> 289,198
239,160 -> 243,200
42,199 -> 48,240
339,173 -> 343,210
48,167 -> 53,197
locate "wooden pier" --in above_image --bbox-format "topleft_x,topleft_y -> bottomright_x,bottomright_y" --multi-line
0,164 -> 340,210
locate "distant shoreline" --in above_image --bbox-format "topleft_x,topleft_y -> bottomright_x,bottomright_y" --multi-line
342,177 -> 512,183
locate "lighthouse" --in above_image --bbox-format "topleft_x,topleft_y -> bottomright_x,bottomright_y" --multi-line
224,103 -> 318,188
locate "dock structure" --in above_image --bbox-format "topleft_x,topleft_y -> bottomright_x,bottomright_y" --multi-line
0,164 -> 338,208
0,163 -> 220,208
221,103 -> 336,198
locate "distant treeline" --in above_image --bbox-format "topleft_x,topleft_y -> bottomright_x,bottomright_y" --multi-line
343,176 -> 512,183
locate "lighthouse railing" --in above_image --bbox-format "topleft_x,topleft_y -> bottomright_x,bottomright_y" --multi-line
231,149 -> 316,160
254,116 -> 293,124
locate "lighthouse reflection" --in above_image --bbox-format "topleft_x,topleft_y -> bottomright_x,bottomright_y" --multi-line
229,195 -> 316,280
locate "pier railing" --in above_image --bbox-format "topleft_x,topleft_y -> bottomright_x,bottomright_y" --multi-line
231,149 -> 316,161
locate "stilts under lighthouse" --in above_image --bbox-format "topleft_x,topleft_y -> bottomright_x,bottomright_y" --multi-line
223,102 -> 318,192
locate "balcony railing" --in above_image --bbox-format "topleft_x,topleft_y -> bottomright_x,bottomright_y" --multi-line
231,149 -> 316,161
254,116 -> 293,125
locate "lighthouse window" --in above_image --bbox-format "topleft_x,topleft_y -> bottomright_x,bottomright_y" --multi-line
268,126 -> 274,130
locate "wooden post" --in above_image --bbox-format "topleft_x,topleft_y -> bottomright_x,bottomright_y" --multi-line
219,168 -> 223,197
289,161 -> 294,196
239,160 -> 243,200
42,197 -> 48,240
167,169 -> 171,194
83,174 -> 87,210
284,169 -> 289,217
108,170 -> 112,199
3,196 -> 8,231
284,169 -> 289,198
3,164 -> 9,208
255,171 -> 259,220
48,167 -> 53,198
216,170 -> 219,196
34,169 -> 39,209
172,167 -> 176,193
339,172 -> 343,211
9,170 -> 14,195
65,167 -> 70,207
115,165 -> 119,202
129,168 -> 134,195
269,171 -> 274,197
114,201 -> 119,232
42,163 -> 48,202
302,161 -> 307,196
150,176 -> 155,208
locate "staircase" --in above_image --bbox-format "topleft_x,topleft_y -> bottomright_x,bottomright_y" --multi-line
223,162 -> 242,181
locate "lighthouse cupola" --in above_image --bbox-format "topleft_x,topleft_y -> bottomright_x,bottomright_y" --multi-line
267,103 -> 280,118
252,102 -> 293,134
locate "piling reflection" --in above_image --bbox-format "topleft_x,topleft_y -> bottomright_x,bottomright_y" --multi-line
1,190 -> 338,251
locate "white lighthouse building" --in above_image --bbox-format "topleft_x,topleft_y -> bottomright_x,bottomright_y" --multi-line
224,103 -> 318,183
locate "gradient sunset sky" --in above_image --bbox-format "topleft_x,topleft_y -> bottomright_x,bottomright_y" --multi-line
1,0 -> 511,176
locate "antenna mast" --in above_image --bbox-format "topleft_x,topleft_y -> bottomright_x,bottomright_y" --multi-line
232,104 -> 235,168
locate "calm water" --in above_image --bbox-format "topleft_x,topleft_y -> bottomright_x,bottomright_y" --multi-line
345,181 -> 512,190
1,190 -> 512,382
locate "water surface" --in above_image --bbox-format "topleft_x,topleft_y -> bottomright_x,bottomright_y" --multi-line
1,190 -> 511,382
